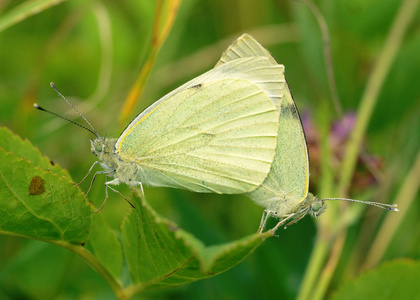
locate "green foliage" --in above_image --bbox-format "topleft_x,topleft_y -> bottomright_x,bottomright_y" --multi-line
331,260 -> 420,300
0,127 -> 267,298
121,194 -> 267,290
0,127 -> 90,243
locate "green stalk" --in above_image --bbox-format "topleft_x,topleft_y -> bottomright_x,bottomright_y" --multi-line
118,0 -> 181,126
298,104 -> 335,300
52,241 -> 128,300
363,149 -> 420,269
337,0 -> 419,197
313,0 -> 419,299
0,0 -> 66,32
298,0 -> 418,299
297,232 -> 330,300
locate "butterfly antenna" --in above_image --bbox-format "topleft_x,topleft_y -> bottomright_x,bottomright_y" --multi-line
323,198 -> 399,212
34,82 -> 100,139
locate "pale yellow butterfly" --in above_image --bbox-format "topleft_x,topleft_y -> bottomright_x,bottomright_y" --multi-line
36,36 -> 286,210
216,34 -> 398,233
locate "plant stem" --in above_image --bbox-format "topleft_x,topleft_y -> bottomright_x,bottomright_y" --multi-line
313,229 -> 346,300
297,233 -> 329,300
313,0 -> 419,298
338,0 -> 420,197
52,241 -> 128,300
299,0 -> 418,299
0,0 -> 66,32
298,0 -> 342,116
363,149 -> 420,269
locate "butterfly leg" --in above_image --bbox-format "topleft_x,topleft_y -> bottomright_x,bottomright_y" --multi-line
258,210 -> 269,233
86,170 -> 107,196
90,178 -> 135,212
284,207 -> 311,228
91,178 -> 111,213
269,213 -> 296,235
127,180 -> 145,197
139,181 -> 145,196
74,161 -> 99,186
106,178 -> 135,209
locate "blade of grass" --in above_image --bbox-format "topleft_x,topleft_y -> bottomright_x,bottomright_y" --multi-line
298,0 -> 419,299
0,0 -> 66,32
363,149 -> 420,269
297,0 -> 342,116
118,0 -> 181,126
337,0 -> 419,197
312,0 -> 419,299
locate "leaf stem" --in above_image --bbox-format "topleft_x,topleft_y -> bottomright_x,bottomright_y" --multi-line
52,241 -> 128,300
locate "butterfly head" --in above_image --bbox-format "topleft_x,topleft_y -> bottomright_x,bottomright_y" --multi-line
307,194 -> 328,218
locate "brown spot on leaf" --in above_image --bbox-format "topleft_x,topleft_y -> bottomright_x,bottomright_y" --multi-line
29,175 -> 46,196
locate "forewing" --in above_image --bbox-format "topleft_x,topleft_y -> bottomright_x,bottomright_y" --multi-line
117,78 -> 279,193
215,33 -> 278,67
121,56 -> 284,137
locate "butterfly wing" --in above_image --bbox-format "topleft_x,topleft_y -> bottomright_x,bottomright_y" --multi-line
117,77 -> 278,193
248,84 -> 310,215
216,33 -> 278,67
122,54 -> 284,135
116,35 -> 288,194
217,34 -> 310,214
215,34 -> 282,113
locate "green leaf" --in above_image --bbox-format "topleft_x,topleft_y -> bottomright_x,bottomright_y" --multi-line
0,126 -> 69,178
331,259 -> 420,300
121,193 -> 270,292
85,213 -> 123,279
0,127 -> 90,244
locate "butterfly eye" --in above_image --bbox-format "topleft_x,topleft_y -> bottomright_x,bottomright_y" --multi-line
309,199 -> 327,217
95,143 -> 102,153
312,201 -> 323,212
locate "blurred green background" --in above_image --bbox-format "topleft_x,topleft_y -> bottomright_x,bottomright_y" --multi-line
0,0 -> 419,299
